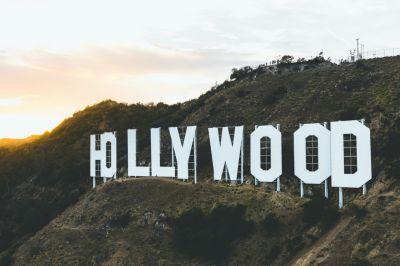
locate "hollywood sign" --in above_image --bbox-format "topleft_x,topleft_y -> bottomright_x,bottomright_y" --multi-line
90,120 -> 372,208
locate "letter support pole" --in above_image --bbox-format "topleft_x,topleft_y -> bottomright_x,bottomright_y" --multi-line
324,179 -> 328,198
254,125 -> 259,186
360,119 -> 367,196
194,128 -> 197,184
171,145 -> 176,179
299,123 -> 304,198
276,124 -> 281,192
323,122 -> 328,199
338,187 -> 343,208
300,180 -> 304,198
241,128 -> 244,184
113,131 -> 117,180
92,177 -> 96,188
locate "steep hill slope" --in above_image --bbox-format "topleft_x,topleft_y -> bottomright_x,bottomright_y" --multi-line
11,178 -> 324,265
11,178 -> 400,265
0,136 -> 40,148
290,177 -> 400,265
1,56 -> 400,264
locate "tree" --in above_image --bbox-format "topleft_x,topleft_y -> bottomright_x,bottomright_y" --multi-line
279,55 -> 294,65
230,66 -> 253,80
297,57 -> 306,63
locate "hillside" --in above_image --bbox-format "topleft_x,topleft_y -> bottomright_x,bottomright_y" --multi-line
11,178 -> 400,265
1,56 -> 400,264
0,135 -> 40,148
12,178 -> 308,265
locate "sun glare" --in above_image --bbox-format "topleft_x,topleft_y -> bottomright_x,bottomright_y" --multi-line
0,115 -> 64,138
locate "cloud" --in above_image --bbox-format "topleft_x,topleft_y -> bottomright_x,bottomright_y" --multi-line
14,45 -> 255,76
0,0 -> 400,137
0,45 -> 255,137
0,97 -> 23,107
0,114 -> 64,138
0,45 -> 256,119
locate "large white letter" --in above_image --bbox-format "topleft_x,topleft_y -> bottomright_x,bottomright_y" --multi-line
127,129 -> 150,177
151,128 -> 175,177
331,120 -> 371,188
169,126 -> 196,180
90,132 -> 117,179
208,126 -> 243,181
294,123 -> 331,184
250,125 -> 282,182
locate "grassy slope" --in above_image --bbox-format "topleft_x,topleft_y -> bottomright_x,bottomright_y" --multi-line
11,178 -> 400,265
0,136 -> 40,149
1,56 -> 400,264
309,179 -> 400,265
12,178 -> 307,265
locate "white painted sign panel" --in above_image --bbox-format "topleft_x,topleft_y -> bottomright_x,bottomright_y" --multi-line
151,128 -> 175,177
90,132 -> 117,178
169,126 -> 196,180
90,119 -> 373,202
208,126 -> 243,181
331,120 -> 372,188
250,125 -> 282,182
294,123 -> 331,184
127,129 -> 150,177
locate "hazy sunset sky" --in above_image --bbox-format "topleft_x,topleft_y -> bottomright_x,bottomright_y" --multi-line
1,0 -> 399,138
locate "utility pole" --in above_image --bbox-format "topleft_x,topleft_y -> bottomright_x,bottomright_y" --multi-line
361,44 -> 365,59
356,38 -> 359,60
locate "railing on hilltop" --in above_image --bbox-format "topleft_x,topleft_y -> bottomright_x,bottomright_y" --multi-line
331,47 -> 400,64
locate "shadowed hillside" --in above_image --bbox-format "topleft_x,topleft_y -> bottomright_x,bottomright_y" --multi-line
1,56 -> 400,264
0,135 -> 40,148
12,178 -> 331,265
10,178 -> 400,265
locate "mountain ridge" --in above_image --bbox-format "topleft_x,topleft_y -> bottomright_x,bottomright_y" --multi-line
1,56 -> 400,264
0,135 -> 40,148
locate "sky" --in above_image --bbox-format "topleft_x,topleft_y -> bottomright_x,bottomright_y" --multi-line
0,0 -> 399,138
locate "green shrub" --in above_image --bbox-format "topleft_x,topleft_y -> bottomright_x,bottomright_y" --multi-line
172,205 -> 253,261
261,214 -> 281,236
108,212 -> 131,228
263,87 -> 287,105
348,257 -> 371,266
303,193 -> 340,230
347,204 -> 368,218
287,235 -> 304,253
235,89 -> 249,97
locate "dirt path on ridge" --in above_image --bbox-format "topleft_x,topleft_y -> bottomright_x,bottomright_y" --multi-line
290,217 -> 353,266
